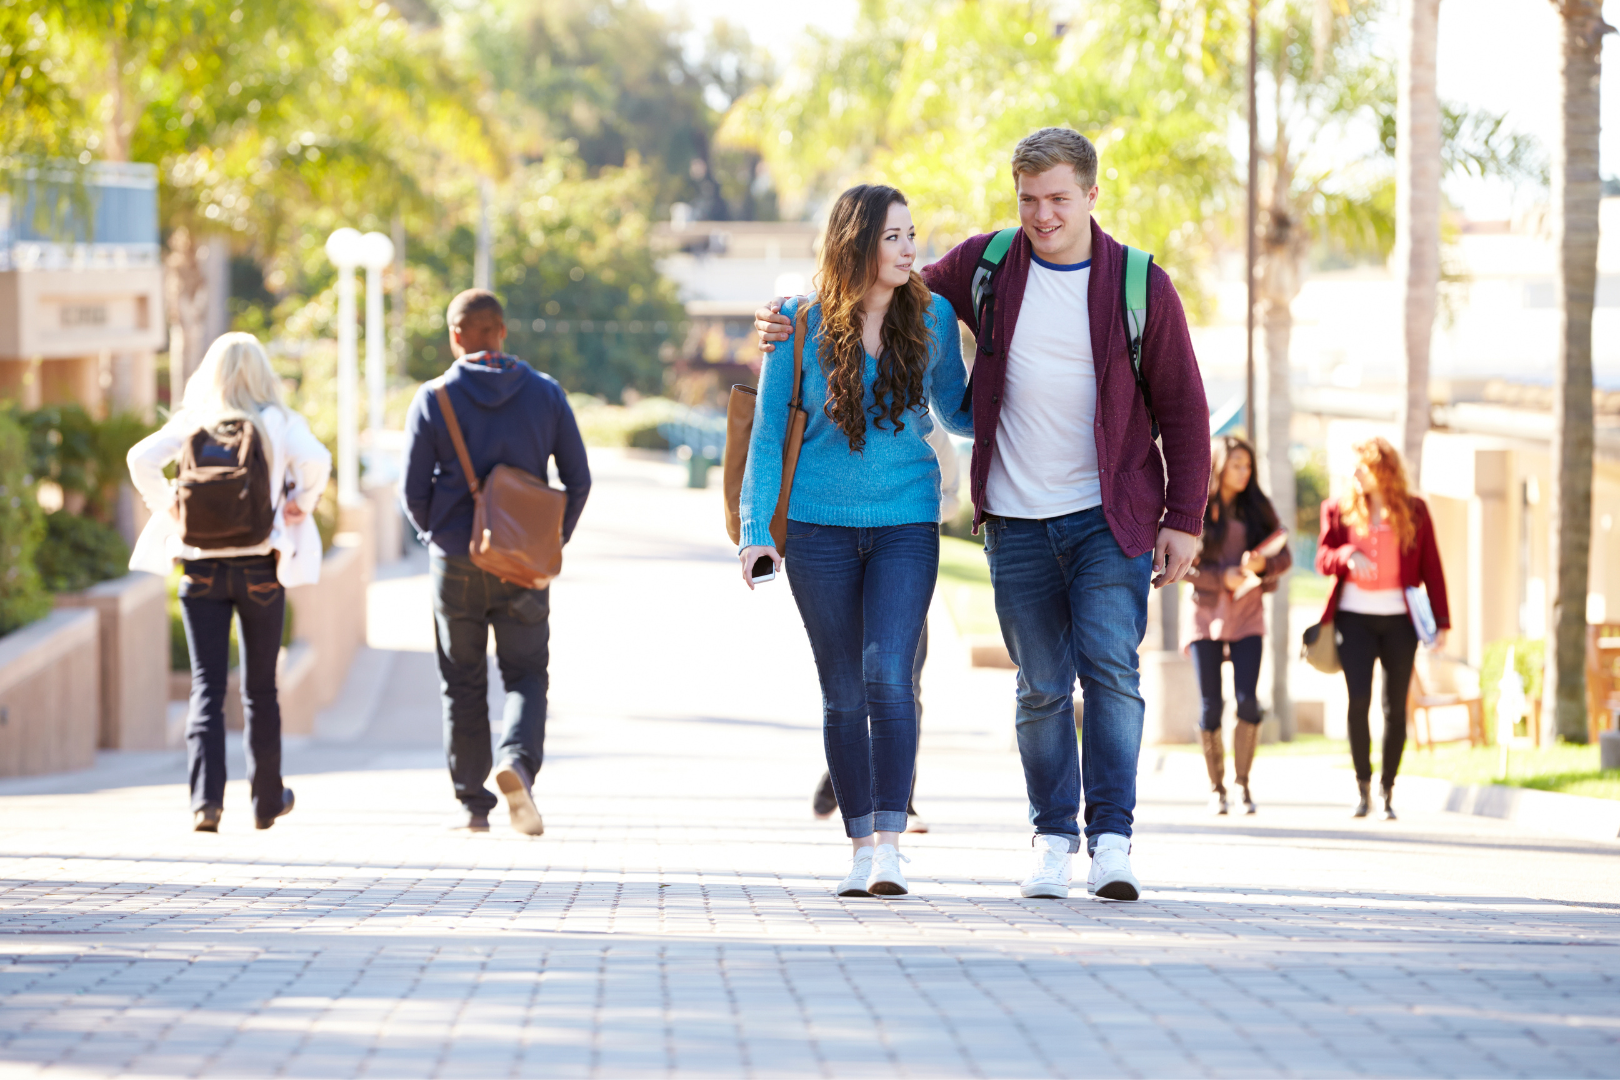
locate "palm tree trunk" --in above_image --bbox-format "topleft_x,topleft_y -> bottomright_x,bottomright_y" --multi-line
1262,295 -> 1296,739
1546,0 -> 1609,743
1396,0 -> 1442,476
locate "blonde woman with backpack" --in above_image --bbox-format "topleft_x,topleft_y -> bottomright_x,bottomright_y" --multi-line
128,332 -> 331,833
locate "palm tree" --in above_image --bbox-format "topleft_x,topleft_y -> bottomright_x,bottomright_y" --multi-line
1252,1 -> 1395,738
1545,0 -> 1611,743
1395,0 -> 1441,475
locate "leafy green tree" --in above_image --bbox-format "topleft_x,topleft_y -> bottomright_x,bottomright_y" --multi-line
721,0 -> 1241,308
463,0 -> 773,217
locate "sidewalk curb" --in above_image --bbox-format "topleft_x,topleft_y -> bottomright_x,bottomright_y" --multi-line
1393,772 -> 1620,844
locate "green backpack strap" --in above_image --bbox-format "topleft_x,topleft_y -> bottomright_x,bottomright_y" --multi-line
1122,245 -> 1158,440
969,227 -> 1020,349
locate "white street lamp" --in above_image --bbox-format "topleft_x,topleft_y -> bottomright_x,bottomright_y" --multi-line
357,231 -> 395,441
324,227 -> 363,506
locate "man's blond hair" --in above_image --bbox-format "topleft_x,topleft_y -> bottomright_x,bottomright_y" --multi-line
1011,127 -> 1099,190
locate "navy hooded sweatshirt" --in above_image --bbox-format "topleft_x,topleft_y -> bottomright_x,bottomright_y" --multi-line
401,354 -> 591,560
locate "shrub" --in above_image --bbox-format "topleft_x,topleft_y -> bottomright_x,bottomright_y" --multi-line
1481,637 -> 1546,742
14,405 -> 155,524
0,413 -> 49,635
36,512 -> 131,593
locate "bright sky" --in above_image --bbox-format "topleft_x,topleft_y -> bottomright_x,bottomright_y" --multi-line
643,0 -> 857,58
651,0 -> 1620,221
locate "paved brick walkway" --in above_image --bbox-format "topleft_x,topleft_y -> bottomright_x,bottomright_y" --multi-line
2,452 -> 1617,1078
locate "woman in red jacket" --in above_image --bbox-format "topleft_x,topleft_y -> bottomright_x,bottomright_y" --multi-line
1316,437 -> 1450,820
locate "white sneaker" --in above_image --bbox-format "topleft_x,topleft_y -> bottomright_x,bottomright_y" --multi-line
837,849 -> 874,896
1020,834 -> 1073,898
866,843 -> 910,896
1085,833 -> 1141,901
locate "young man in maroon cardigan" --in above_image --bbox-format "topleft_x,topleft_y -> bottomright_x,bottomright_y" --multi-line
755,128 -> 1209,901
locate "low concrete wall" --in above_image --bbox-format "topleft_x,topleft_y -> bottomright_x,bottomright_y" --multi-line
284,534 -> 370,735
0,608 -> 101,777
56,572 -> 168,750
363,481 -> 404,568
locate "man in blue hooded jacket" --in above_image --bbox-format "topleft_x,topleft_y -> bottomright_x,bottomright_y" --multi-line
401,289 -> 591,835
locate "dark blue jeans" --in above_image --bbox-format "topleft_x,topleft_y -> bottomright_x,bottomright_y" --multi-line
1189,635 -> 1264,731
179,555 -> 287,820
785,520 -> 938,839
982,508 -> 1151,854
430,552 -> 550,815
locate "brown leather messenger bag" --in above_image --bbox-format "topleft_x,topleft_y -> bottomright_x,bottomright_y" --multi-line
723,301 -> 809,552
434,380 -> 568,589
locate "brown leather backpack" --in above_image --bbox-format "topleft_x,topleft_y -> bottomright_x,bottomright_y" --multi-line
434,381 -> 567,589
175,416 -> 274,549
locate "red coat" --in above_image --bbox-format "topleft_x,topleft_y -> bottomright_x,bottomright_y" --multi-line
1315,497 -> 1450,629
921,219 -> 1210,557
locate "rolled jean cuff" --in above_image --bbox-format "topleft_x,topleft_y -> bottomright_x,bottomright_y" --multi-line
1039,830 -> 1083,854
874,810 -> 908,835
843,812 -> 875,839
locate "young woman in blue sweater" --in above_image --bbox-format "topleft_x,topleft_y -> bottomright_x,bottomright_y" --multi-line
738,184 -> 972,897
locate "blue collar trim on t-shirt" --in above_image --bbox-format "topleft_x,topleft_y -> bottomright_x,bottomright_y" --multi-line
1030,254 -> 1093,272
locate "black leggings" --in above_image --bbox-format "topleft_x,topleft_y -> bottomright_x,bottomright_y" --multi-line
1336,611 -> 1418,788
1189,636 -> 1263,731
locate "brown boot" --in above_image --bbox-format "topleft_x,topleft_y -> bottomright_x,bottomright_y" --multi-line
1233,721 -> 1259,815
1200,729 -> 1228,815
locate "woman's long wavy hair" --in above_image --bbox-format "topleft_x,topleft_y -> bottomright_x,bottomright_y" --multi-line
813,184 -> 935,452
1201,436 -> 1279,566
1341,436 -> 1417,551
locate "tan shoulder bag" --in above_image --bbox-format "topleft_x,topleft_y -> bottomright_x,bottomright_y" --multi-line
434,381 -> 567,589
723,302 -> 809,552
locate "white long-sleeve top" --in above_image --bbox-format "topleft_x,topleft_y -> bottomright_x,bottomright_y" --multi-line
126,406 -> 332,587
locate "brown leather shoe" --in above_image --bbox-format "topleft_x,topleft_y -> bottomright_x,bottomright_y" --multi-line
193,806 -> 222,833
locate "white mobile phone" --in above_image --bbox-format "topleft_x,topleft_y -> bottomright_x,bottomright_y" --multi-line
750,555 -> 776,584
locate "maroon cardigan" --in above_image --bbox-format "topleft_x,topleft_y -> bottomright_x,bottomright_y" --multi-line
921,218 -> 1210,558
1315,498 -> 1451,629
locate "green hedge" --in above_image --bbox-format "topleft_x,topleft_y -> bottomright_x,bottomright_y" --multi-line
0,413 -> 49,635
37,512 -> 131,593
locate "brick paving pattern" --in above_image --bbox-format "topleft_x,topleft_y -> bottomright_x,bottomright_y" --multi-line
2,453 -> 1616,1078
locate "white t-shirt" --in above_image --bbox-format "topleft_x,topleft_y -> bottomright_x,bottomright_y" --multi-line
984,255 -> 1101,519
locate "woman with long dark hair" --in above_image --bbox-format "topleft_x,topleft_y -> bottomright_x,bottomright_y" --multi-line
1187,436 -> 1290,815
1317,437 -> 1449,820
737,184 -> 971,897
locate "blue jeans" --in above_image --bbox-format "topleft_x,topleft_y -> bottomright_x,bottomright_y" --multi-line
785,520 -> 938,838
430,552 -> 550,815
179,555 -> 287,821
982,508 -> 1151,854
1189,636 -> 1264,731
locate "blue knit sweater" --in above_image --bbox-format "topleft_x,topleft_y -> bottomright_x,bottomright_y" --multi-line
738,293 -> 972,550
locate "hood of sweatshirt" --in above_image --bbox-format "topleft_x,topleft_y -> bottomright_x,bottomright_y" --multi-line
441,356 -> 534,410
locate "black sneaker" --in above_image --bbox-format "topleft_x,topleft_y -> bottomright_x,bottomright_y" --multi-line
494,759 -> 544,836
255,788 -> 295,830
812,772 -> 838,819
193,806 -> 222,833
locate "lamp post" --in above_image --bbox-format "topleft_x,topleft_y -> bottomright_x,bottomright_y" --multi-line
324,227 -> 363,506
357,231 -> 395,440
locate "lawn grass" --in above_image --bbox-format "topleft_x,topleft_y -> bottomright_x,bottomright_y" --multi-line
1159,734 -> 1349,756
1398,741 -> 1620,801
937,534 -> 1000,637
1290,571 -> 1334,606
